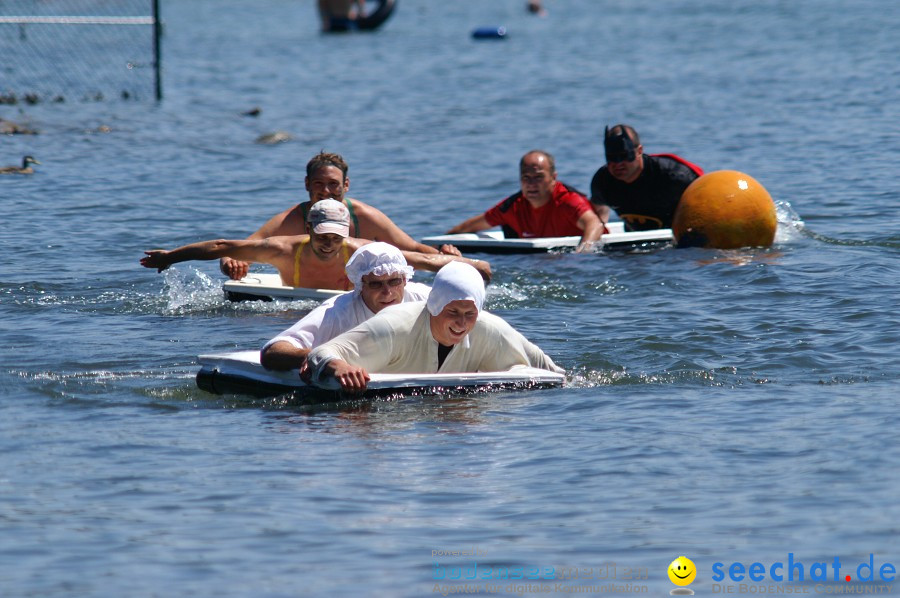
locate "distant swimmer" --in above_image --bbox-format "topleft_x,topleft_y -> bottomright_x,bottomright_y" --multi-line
220,151 -> 459,282
590,124 -> 703,231
446,150 -> 605,252
260,242 -> 431,371
306,261 -> 563,393
526,0 -> 547,16
318,0 -> 363,31
141,199 -> 491,290
318,0 -> 395,32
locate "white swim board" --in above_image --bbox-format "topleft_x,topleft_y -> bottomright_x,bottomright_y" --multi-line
223,273 -> 348,302
196,350 -> 565,402
421,222 -> 674,254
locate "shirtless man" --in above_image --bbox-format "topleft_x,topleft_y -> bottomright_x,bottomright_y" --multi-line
220,151 -> 458,281
142,200 -> 491,289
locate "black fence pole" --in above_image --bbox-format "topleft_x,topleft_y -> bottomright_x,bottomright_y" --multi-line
153,0 -> 162,100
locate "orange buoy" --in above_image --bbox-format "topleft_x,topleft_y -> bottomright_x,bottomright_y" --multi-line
672,170 -> 777,249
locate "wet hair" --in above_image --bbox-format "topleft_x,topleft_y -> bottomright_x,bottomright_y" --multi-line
606,124 -> 640,146
519,150 -> 556,174
306,151 -> 349,180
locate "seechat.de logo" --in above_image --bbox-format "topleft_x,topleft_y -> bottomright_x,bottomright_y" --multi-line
711,553 -> 896,583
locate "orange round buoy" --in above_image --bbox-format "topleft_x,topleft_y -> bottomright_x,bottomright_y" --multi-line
672,170 -> 777,249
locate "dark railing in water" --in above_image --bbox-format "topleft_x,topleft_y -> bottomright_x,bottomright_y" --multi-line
0,0 -> 162,103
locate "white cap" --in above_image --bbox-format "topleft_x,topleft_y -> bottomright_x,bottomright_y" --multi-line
426,261 -> 485,316
345,242 -> 414,293
307,198 -> 350,237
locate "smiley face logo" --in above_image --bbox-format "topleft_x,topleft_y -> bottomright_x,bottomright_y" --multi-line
668,556 -> 697,586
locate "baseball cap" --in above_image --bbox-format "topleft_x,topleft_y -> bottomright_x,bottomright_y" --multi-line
307,198 -> 350,237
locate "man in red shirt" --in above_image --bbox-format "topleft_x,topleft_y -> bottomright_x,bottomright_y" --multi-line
446,150 -> 605,253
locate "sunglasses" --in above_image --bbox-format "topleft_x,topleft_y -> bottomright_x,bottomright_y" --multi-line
606,152 -> 636,163
363,277 -> 405,290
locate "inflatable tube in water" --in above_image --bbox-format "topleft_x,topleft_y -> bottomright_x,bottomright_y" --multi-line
357,0 -> 396,31
472,26 -> 507,39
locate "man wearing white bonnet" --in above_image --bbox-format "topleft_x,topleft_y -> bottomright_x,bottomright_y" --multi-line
261,242 -> 431,371
307,261 -> 563,392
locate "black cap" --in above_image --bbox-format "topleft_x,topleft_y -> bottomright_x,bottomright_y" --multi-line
605,126 -> 636,163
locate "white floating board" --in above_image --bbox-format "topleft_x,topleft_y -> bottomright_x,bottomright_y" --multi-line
421,222 -> 673,254
223,273 -> 348,302
196,350 -> 565,401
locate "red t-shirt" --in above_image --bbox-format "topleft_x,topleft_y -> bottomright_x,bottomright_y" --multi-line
483,182 -> 591,238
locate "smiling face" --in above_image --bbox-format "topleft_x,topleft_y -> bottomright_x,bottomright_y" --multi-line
359,272 -> 406,313
429,299 -> 479,346
667,556 -> 697,586
306,229 -> 346,261
305,165 -> 349,203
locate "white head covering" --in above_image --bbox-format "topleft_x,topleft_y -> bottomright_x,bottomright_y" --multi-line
426,261 -> 485,316
345,242 -> 414,294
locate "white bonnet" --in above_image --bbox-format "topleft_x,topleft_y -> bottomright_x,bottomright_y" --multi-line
345,242 -> 414,293
426,261 -> 485,316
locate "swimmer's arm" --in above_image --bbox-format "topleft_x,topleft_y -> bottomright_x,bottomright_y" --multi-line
574,210 -> 606,253
142,238 -> 290,272
260,303 -> 328,371
356,202 -> 442,254
308,318 -> 395,390
221,206 -> 299,278
319,358 -> 371,393
446,213 -> 491,234
589,202 -> 611,230
401,251 -> 492,283
260,341 -> 311,371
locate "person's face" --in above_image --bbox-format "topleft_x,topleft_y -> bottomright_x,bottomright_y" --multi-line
519,154 -> 556,204
429,300 -> 479,346
305,165 -> 349,202
359,272 -> 407,313
307,229 -> 345,261
607,143 -> 644,183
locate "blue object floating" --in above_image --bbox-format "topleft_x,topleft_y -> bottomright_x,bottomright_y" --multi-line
472,26 -> 507,39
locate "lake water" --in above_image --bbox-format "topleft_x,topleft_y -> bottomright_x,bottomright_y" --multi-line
2,0 -> 899,596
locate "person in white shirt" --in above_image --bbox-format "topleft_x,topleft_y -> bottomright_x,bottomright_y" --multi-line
307,261 -> 564,392
260,242 -> 430,371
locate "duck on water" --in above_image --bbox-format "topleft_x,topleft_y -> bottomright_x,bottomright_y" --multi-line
0,156 -> 40,174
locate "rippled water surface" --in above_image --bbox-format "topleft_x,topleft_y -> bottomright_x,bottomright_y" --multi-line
2,0 -> 899,596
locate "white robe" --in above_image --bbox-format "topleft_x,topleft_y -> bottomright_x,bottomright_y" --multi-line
262,282 -> 431,351
307,301 -> 564,381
